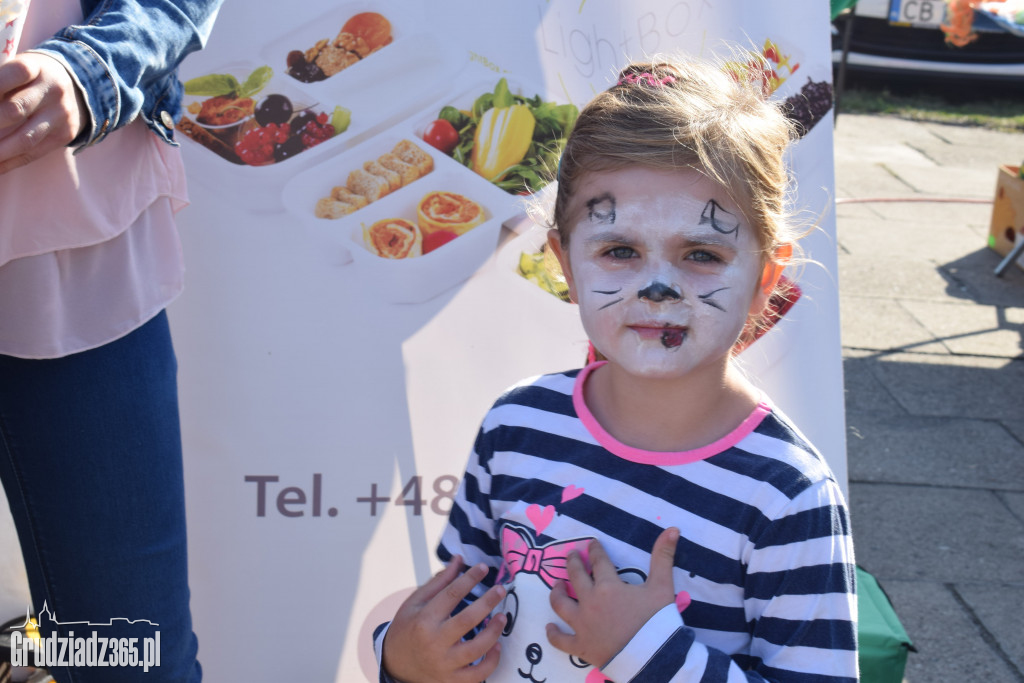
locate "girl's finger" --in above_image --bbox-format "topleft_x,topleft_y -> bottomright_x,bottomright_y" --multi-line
547,579 -> 579,624
408,555 -> 464,606
647,527 -> 680,592
586,539 -> 620,582
454,640 -> 502,683
451,609 -> 505,669
545,621 -> 576,654
445,582 -> 505,638
430,562 -> 491,617
565,549 -> 594,595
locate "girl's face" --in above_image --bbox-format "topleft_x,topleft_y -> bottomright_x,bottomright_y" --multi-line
551,166 -> 770,380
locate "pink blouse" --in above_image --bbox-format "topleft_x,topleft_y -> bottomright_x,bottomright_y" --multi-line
0,0 -> 188,358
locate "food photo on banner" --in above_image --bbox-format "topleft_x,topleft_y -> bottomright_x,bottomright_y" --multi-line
0,0 -> 847,681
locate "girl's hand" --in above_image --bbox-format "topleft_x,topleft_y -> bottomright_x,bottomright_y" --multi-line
0,52 -> 88,175
382,556 -> 507,683
546,527 -> 680,669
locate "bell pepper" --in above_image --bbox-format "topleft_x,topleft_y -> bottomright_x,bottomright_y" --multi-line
471,104 -> 536,182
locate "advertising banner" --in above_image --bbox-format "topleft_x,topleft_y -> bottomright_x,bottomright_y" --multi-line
0,1 -> 845,680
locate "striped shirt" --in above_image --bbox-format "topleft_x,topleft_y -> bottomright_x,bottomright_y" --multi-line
375,363 -> 857,683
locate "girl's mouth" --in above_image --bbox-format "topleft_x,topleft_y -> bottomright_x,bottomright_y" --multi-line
628,323 -> 688,349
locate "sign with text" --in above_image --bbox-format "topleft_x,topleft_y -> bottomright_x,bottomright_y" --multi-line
166,1 -> 845,680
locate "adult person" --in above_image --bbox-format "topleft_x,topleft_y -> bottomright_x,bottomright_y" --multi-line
0,0 -> 222,681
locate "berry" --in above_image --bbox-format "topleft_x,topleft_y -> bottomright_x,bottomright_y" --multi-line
290,111 -> 316,132
255,94 -> 293,127
286,50 -> 306,70
783,78 -> 833,139
235,123 -> 283,165
274,135 -> 305,162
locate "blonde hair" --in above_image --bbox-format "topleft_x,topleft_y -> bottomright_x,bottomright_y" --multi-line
553,57 -> 797,260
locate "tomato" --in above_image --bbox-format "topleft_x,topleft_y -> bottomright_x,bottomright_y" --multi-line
422,230 -> 458,254
423,119 -> 460,156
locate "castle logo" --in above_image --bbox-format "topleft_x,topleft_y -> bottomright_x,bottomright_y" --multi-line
6,603 -> 161,672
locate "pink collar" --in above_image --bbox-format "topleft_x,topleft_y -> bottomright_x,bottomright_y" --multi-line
571,361 -> 771,466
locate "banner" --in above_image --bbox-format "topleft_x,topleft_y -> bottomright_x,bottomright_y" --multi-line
0,1 -> 845,681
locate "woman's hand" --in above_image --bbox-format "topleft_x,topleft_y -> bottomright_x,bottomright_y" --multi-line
0,52 -> 88,175
546,527 -> 680,669
382,556 -> 507,683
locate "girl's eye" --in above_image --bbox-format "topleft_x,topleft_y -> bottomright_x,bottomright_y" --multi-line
605,246 -> 636,260
688,249 -> 722,263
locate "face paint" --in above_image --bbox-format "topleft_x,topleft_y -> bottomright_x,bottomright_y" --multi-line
699,199 -> 740,238
637,282 -> 682,303
594,288 -> 625,310
697,287 -> 731,312
661,327 -> 686,349
559,167 -> 766,380
585,193 -> 616,224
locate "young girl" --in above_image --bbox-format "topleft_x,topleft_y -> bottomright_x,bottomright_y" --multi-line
375,58 -> 857,683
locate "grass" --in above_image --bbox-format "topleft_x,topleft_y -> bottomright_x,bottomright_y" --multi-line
836,86 -> 1024,132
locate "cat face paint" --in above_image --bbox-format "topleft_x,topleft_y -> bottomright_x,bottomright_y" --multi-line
553,166 -> 766,379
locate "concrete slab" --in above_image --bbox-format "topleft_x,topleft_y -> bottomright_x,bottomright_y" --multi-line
834,114 -> 943,149
834,110 -> 1024,683
840,199 -> 991,229
939,249 -> 1024,308
882,165 -> 995,199
835,214 -> 984,265
954,583 -> 1024,674
834,199 -> 882,221
837,254 -> 959,301
869,352 -> 1024,421
835,162 -> 920,198
832,140 -> 936,168
845,413 -> 1024,490
900,300 -> 1024,358
841,352 -> 908,417
849,483 -> 1024,584
1000,492 -> 1024,524
1002,421 -> 1024,447
881,580 -> 1022,683
839,297 -> 947,353
919,122 -> 1024,168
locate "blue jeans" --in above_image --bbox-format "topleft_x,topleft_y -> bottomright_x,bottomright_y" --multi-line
0,311 -> 200,683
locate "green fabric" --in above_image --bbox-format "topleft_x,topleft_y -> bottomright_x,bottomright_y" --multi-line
831,0 -> 858,19
857,567 -> 914,683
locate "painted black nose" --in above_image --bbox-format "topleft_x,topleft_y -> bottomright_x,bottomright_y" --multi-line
526,642 -> 543,664
638,282 -> 681,302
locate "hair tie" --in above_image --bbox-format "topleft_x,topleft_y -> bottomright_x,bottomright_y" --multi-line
616,72 -> 677,88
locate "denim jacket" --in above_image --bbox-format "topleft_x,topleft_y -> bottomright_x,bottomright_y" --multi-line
30,0 -> 223,148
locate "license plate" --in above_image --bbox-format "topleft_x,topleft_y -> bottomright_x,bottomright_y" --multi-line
889,0 -> 946,27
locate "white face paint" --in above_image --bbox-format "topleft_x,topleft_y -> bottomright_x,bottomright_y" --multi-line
554,166 -> 767,380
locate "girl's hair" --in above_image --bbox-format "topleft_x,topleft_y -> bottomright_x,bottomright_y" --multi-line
553,57 -> 797,260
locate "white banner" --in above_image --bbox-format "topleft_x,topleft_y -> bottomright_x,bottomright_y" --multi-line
0,1 -> 847,680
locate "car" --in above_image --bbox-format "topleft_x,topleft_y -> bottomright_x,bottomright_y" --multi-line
832,0 -> 1024,84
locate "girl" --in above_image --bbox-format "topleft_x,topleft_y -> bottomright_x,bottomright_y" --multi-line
375,58 -> 857,683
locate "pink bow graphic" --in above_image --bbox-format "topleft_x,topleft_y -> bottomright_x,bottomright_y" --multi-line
499,524 -> 591,599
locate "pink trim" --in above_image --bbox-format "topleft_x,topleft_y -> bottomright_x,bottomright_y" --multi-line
571,361 -> 771,466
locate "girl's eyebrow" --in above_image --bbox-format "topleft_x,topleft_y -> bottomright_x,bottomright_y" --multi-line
678,233 -> 737,250
583,230 -> 637,245
580,225 -> 742,253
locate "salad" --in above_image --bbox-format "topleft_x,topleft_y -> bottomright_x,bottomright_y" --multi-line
420,79 -> 578,195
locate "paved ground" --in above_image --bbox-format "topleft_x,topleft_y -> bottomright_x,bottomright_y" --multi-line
833,113 -> 1024,682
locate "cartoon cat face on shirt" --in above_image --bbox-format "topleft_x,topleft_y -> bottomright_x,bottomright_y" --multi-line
489,523 -> 646,683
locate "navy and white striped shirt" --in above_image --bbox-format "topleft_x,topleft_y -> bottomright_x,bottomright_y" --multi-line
436,364 -> 857,683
